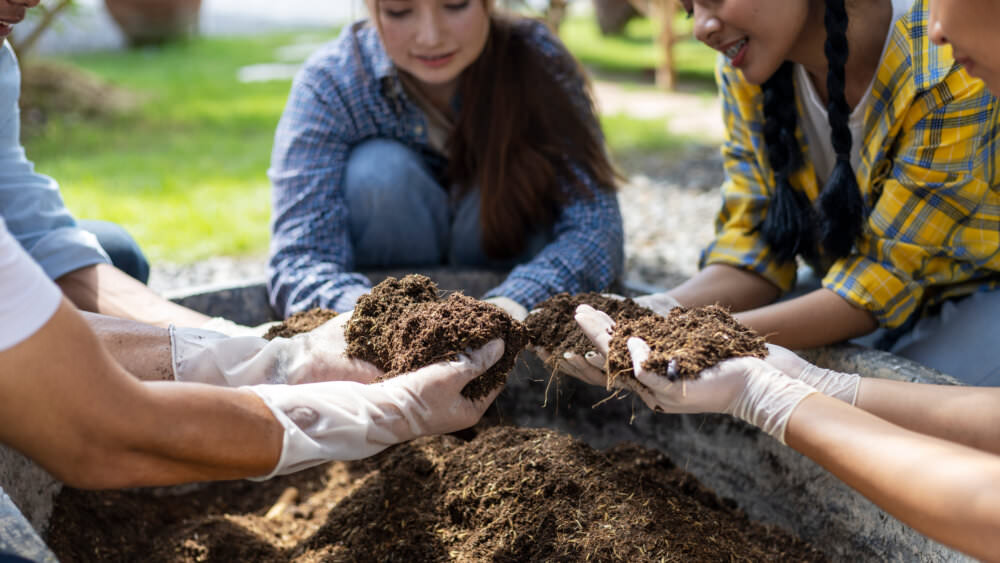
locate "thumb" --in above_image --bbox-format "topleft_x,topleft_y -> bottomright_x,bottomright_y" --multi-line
450,339 -> 505,383
574,304 -> 615,356
626,336 -> 651,375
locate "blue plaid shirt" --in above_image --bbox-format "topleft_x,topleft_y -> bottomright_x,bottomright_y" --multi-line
268,19 -> 624,316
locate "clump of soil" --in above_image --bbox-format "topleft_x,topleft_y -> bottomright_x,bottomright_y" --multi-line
19,61 -> 139,138
46,427 -> 825,562
346,274 -> 529,401
608,305 -> 768,384
525,292 -> 657,360
263,308 -> 338,340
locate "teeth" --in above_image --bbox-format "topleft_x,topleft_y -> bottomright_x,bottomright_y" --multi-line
725,39 -> 747,59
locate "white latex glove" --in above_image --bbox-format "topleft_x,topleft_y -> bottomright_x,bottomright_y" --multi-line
171,311 -> 382,386
200,316 -> 280,338
764,344 -> 860,405
575,305 -> 817,444
248,339 -> 505,479
555,292 -> 682,387
484,296 -> 528,322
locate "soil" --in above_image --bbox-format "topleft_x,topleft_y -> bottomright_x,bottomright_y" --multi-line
607,305 -> 769,384
18,61 -> 138,138
346,275 -> 529,401
263,308 -> 339,340
525,292 -> 658,360
46,426 -> 825,562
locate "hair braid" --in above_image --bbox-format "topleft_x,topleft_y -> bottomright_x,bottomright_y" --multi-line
818,0 -> 865,258
759,62 -> 817,263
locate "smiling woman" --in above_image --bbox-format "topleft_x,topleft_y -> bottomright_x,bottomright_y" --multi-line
267,0 -> 625,321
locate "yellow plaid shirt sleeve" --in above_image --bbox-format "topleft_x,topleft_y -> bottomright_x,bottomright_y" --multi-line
702,0 -> 1000,329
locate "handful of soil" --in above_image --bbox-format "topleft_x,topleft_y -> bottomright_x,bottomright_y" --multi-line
525,292 -> 658,362
263,308 -> 338,340
346,275 -> 528,400
607,305 -> 768,385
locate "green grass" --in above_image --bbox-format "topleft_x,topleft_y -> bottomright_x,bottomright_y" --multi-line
23,16 -> 714,264
559,15 -> 718,88
24,31 -> 338,263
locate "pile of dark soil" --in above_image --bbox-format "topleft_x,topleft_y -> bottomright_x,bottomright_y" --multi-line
345,275 -> 528,401
608,305 -> 769,384
263,308 -> 339,340
46,427 -> 825,562
526,292 -> 657,360
19,61 -> 138,138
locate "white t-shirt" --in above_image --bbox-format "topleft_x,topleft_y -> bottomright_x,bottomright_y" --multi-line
0,216 -> 61,351
795,0 -> 915,184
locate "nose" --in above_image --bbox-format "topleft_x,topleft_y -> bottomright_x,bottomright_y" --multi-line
415,7 -> 444,46
692,7 -> 722,46
928,1 -> 948,45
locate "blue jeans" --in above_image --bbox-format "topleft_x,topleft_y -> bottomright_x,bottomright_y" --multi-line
344,139 -> 550,270
78,219 -> 150,284
787,267 -> 1000,386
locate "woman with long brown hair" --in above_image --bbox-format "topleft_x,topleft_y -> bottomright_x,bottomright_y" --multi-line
268,0 -> 623,320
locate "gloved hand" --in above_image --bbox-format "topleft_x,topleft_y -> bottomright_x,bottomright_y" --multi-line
171,311 -> 382,386
200,316 -> 280,338
575,305 -> 817,444
763,344 -> 860,405
484,296 -> 528,322
554,292 -> 683,387
248,339 -> 505,479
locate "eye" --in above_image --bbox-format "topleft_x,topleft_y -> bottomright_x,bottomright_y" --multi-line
384,8 -> 412,19
445,0 -> 470,11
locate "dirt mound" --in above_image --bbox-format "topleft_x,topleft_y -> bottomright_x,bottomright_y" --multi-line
47,427 -> 825,562
346,274 -> 528,401
19,61 -> 138,137
263,308 -> 338,340
608,305 -> 768,384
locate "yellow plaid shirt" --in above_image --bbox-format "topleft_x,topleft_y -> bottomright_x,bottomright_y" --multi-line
701,0 -> 1000,329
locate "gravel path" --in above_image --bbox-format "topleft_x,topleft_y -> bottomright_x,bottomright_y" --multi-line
149,145 -> 725,295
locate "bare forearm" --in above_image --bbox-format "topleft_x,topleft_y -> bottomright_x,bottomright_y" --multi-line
668,264 -> 781,311
735,289 -> 877,349
57,264 -> 210,328
82,311 -> 173,381
0,301 -> 280,488
856,379 -> 1000,455
786,395 -> 1000,561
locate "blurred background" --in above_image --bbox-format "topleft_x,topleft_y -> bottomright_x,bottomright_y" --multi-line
11,0 -> 722,291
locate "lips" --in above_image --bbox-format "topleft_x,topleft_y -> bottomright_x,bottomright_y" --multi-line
723,38 -> 748,60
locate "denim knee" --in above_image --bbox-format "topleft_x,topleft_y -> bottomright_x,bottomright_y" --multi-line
343,139 -> 448,267
77,219 -> 150,284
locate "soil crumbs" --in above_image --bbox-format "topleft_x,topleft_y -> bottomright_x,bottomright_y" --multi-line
526,292 -> 658,359
608,305 -> 768,384
264,308 -> 339,340
47,426 -> 825,562
345,274 -> 528,401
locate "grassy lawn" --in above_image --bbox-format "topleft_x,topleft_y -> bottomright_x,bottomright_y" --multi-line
24,14 -> 715,264
24,32 -> 338,263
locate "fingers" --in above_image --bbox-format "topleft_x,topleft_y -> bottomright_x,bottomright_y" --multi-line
574,304 -> 615,356
455,339 -> 505,374
560,352 -> 608,387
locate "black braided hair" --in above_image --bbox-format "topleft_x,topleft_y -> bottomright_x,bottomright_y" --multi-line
758,0 -> 865,263
818,0 -> 865,258
759,62 -> 817,263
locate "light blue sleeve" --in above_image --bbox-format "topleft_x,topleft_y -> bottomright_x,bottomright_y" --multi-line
0,41 -> 109,281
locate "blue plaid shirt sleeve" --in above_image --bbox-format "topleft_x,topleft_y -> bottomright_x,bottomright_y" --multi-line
484,22 -> 624,309
267,41 -> 373,316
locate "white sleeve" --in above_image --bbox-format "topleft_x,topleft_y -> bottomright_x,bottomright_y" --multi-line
0,216 -> 61,351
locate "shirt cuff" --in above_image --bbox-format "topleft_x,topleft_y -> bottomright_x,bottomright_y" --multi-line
822,255 -> 919,329
27,228 -> 111,280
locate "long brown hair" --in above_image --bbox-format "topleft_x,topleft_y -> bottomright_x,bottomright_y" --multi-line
447,13 -> 620,259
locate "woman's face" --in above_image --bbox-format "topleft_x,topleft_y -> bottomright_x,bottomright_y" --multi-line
680,0 -> 813,85
929,0 -> 1000,94
370,0 -> 490,94
0,0 -> 41,39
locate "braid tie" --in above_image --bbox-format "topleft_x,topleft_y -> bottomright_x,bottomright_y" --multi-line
759,62 -> 817,263
818,0 -> 865,259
